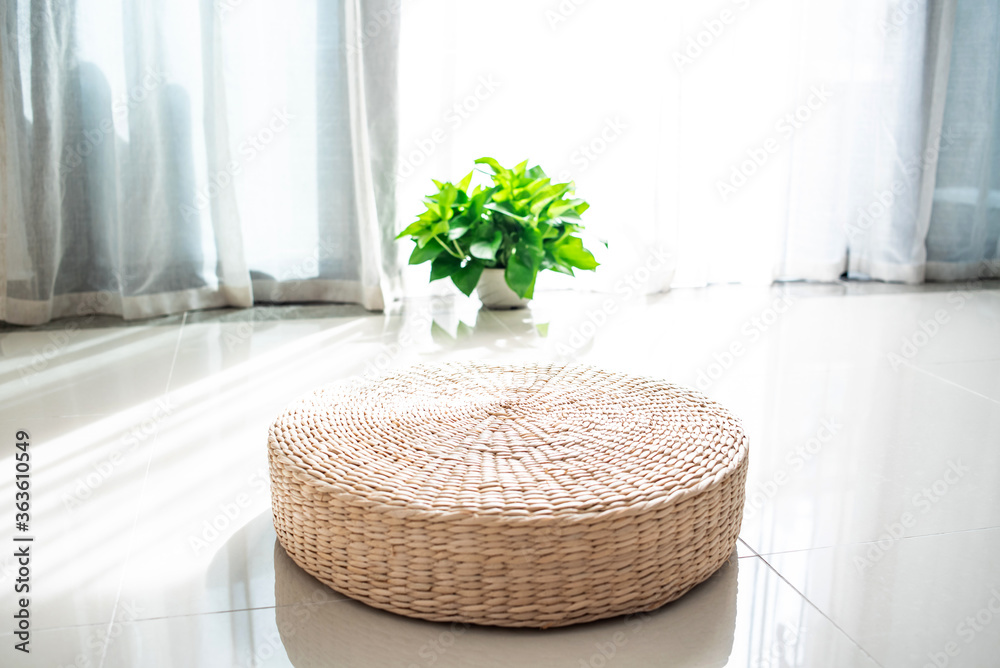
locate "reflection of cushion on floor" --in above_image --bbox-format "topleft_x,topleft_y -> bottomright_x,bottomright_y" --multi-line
268,362 -> 749,628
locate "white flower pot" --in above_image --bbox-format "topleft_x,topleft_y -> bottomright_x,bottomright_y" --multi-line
476,268 -> 530,309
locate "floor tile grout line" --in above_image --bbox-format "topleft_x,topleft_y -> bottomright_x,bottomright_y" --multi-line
754,553 -> 887,668
904,359 -> 1000,406
96,434 -> 159,667
737,537 -> 763,558
162,312 -> 188,396
10,597 -> 361,637
97,313 -> 188,668
744,524 -> 1000,560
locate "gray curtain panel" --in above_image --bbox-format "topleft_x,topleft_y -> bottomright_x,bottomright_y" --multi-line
0,0 -> 399,325
924,0 -> 1000,281
838,0 -> 999,283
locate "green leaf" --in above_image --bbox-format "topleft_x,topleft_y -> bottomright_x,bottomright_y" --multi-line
512,186 -> 532,201
505,247 -> 538,299
447,209 -> 475,240
546,198 -> 585,218
465,189 -> 490,222
551,236 -> 598,271
474,157 -> 503,173
448,224 -> 471,240
529,183 -> 571,213
416,220 -> 450,247
551,213 -> 582,226
526,165 -> 547,180
524,177 -> 551,198
530,197 -> 558,216
547,262 -> 575,276
538,183 -> 572,200
396,219 -> 428,239
513,159 -> 529,176
451,260 -> 484,296
470,230 -> 502,260
409,241 -> 444,265
430,253 -> 461,281
457,170 -> 474,193
484,201 -> 532,223
539,223 -> 561,240
435,184 -> 457,219
519,225 -> 544,252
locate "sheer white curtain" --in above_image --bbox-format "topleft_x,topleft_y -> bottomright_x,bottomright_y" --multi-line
396,0 -> 999,295
0,0 -> 399,326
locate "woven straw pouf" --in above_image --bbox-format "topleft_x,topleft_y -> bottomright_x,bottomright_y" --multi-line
268,362 -> 749,628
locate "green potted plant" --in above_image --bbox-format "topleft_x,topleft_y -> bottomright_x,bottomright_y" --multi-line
396,157 -> 600,308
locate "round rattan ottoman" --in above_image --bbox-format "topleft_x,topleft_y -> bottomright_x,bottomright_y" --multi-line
268,362 -> 749,628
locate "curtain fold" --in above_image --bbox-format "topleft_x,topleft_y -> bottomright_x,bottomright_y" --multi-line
843,0 -> 957,283
0,0 -> 398,325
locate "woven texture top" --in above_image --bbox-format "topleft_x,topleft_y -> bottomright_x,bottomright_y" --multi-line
270,362 -> 748,519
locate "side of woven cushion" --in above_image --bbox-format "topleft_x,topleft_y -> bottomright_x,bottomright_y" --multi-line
269,434 -> 747,627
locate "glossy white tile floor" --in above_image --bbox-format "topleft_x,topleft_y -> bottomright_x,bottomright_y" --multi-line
1,283 -> 998,667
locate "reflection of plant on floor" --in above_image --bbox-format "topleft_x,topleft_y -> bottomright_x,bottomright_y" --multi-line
429,310 -> 548,348
397,157 -> 601,299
